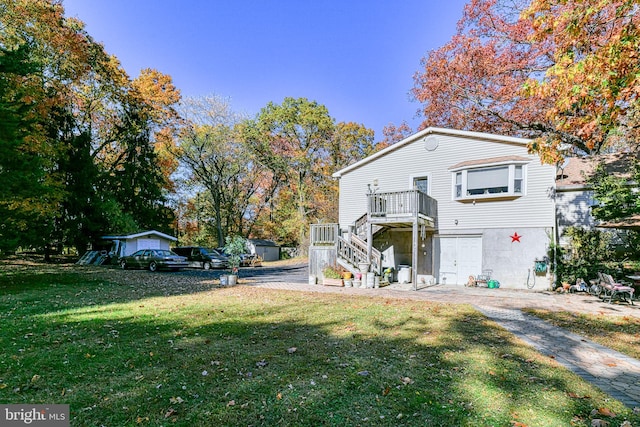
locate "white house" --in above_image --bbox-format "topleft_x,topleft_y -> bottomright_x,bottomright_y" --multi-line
101,230 -> 178,258
310,127 -> 557,290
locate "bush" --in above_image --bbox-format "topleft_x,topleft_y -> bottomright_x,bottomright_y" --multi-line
223,235 -> 247,273
322,264 -> 343,279
554,227 -> 617,285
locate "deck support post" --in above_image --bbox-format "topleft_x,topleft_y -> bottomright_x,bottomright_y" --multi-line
366,222 -> 373,271
412,219 -> 418,291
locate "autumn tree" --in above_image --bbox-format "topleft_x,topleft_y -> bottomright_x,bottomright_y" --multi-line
241,97 -> 336,246
523,0 -> 640,158
329,122 -> 377,170
175,96 -> 267,247
0,0 -> 178,254
311,121 -> 379,221
380,121 -> 412,146
240,98 -> 380,247
412,0 -> 639,162
0,44 -> 60,253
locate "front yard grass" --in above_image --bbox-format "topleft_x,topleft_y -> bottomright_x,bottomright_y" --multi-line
1,265 -> 638,426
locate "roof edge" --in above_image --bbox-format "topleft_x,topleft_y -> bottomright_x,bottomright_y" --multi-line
101,230 -> 177,241
332,127 -> 531,178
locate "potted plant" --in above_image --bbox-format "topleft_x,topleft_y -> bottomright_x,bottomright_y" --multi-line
353,272 -> 362,288
322,264 -> 344,287
222,235 -> 247,286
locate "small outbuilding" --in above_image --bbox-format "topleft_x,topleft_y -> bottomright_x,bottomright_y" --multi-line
247,239 -> 280,262
102,230 -> 178,259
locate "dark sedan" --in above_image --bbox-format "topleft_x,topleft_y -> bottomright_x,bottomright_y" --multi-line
119,249 -> 188,272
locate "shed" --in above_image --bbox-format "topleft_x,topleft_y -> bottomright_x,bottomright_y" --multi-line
101,230 -> 178,258
247,239 -> 280,262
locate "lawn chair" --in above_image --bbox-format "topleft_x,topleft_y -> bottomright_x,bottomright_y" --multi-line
598,272 -> 634,305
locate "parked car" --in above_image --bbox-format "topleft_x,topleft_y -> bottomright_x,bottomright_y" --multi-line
119,249 -> 188,272
172,246 -> 228,270
216,248 -> 258,267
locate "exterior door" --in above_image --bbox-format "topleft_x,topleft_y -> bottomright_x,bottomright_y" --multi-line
438,236 -> 482,285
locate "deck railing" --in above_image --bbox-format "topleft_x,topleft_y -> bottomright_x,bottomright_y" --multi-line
310,224 -> 382,273
367,190 -> 436,218
310,223 -> 339,246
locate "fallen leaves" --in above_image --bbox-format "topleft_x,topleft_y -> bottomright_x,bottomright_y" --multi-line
591,408 -> 617,418
567,392 -> 590,399
400,376 -> 413,385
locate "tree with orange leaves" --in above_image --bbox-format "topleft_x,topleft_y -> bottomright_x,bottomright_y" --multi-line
0,0 -> 180,254
523,0 -> 640,157
412,0 -> 639,162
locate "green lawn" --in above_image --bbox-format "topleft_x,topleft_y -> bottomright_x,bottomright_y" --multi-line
1,265 -> 638,426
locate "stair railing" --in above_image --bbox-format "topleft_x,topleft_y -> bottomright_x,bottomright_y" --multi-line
337,235 -> 381,274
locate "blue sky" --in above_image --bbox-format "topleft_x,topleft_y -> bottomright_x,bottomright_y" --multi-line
62,0 -> 468,140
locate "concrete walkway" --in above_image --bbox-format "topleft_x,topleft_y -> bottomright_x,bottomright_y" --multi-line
249,281 -> 640,408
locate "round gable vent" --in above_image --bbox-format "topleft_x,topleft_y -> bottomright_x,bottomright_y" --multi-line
424,136 -> 439,151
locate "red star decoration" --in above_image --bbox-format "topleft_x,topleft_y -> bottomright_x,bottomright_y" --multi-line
510,232 -> 521,243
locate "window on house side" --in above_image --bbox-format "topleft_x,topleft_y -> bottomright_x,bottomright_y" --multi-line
414,176 -> 429,194
453,164 -> 526,200
514,165 -> 523,193
467,166 -> 509,195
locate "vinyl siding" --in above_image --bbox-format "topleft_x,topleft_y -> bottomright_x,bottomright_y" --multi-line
338,132 -> 556,231
556,188 -> 594,246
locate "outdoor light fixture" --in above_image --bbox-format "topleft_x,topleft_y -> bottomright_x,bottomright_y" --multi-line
368,179 -> 379,194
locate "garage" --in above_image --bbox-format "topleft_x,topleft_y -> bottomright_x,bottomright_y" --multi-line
437,236 -> 482,285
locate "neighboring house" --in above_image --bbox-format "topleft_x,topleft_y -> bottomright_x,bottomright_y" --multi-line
310,127 -> 556,290
554,156 -> 597,245
101,230 -> 178,259
247,239 -> 280,261
555,153 -> 636,244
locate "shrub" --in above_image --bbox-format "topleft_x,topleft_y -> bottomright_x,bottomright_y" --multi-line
554,227 -> 617,284
224,235 -> 247,273
322,264 -> 343,279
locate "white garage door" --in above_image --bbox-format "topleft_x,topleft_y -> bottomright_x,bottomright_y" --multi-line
137,238 -> 161,250
438,236 -> 482,285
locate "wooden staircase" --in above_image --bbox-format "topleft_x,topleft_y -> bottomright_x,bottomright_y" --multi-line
309,189 -> 437,280
336,234 -> 381,274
